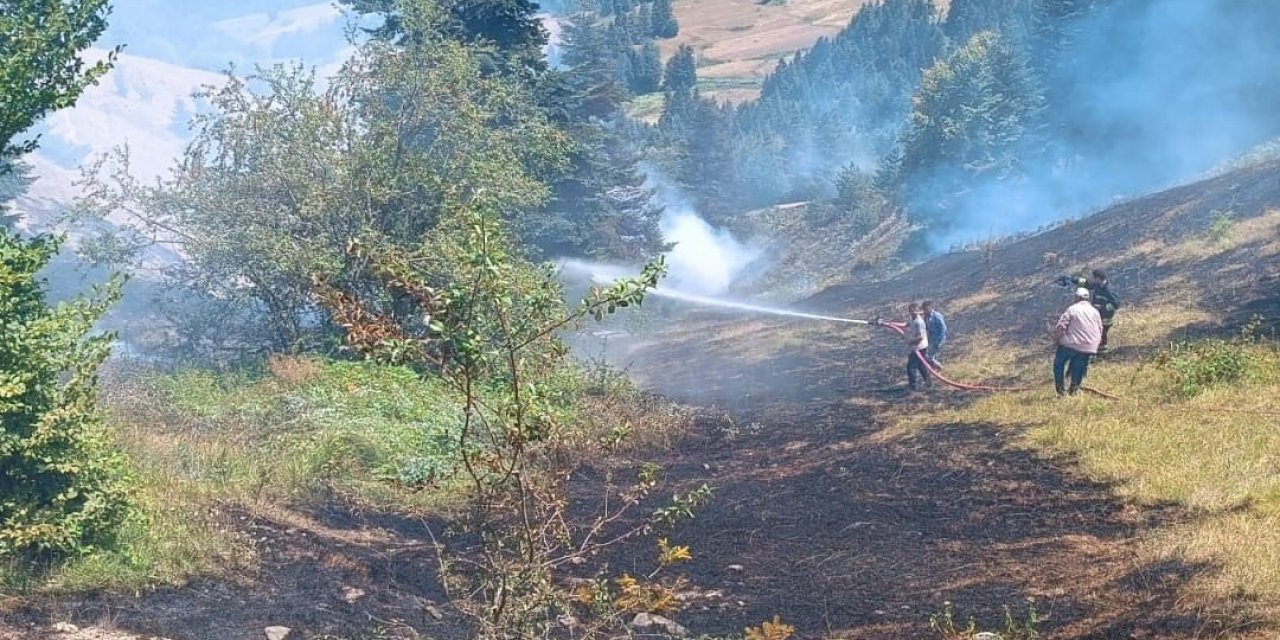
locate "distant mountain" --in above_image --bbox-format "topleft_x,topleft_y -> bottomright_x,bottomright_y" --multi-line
14,1 -> 351,230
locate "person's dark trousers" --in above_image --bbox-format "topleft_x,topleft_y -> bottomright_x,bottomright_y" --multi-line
1053,345 -> 1092,394
907,349 -> 932,389
1099,314 -> 1115,352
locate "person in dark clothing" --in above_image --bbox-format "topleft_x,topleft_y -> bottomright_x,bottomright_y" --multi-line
1056,269 -> 1120,353
922,300 -> 948,370
1087,270 -> 1119,352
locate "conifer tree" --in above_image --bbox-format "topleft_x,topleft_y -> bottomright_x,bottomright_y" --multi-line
662,44 -> 697,93
636,2 -> 654,37
894,30 -> 1044,229
528,0 -> 665,260
651,0 -> 679,38
630,41 -> 663,94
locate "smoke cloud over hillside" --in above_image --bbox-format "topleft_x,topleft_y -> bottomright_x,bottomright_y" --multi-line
917,0 -> 1280,248
558,168 -> 763,302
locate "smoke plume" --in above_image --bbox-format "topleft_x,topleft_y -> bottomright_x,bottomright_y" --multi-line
921,0 -> 1280,248
646,166 -> 761,296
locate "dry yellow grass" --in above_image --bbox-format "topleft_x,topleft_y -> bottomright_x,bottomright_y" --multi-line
1119,209 -> 1280,266
879,304 -> 1280,623
664,0 -> 874,103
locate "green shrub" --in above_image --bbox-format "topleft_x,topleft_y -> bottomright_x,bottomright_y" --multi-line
1208,208 -> 1235,243
930,599 -> 1040,640
0,232 -> 130,557
144,358 -> 467,497
1157,324 -> 1274,397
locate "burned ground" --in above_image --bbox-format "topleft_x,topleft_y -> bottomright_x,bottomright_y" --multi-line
4,163 -> 1279,639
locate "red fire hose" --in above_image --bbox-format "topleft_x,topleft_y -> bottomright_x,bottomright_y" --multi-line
876,321 -> 1039,393
871,319 -> 1280,413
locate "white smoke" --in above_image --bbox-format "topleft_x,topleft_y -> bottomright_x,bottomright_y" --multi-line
559,169 -> 764,299
659,211 -> 759,295
645,166 -> 762,296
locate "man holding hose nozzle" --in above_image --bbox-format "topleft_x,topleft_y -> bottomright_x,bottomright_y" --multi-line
905,302 -> 933,391
1051,288 -> 1103,396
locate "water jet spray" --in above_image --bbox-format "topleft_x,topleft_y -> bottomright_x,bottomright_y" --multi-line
646,287 -> 869,325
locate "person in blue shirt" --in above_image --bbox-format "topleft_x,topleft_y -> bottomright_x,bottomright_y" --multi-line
922,300 -> 948,370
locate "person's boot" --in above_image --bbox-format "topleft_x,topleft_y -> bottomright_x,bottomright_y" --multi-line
1068,386 -> 1080,396
1055,385 -> 1066,397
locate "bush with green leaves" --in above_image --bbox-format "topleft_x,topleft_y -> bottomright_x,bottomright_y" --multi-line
0,231 -> 130,557
1157,321 -> 1276,398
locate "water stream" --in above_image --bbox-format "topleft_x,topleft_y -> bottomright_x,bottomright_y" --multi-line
648,288 -> 866,324
560,258 -> 866,325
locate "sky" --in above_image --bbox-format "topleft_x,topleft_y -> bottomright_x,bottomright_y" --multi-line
14,1 -> 356,223
98,0 -> 352,73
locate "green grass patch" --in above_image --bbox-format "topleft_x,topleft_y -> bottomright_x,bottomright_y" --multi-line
1,357 -> 471,593
1,355 -> 681,595
697,76 -> 759,91
140,357 -> 469,503
626,92 -> 665,121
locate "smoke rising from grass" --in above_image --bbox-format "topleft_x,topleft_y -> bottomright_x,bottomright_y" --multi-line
645,165 -> 762,296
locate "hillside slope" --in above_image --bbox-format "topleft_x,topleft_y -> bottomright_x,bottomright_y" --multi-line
814,160 -> 1280,342
626,160 -> 1280,408
663,0 -> 867,103
605,160 -> 1280,638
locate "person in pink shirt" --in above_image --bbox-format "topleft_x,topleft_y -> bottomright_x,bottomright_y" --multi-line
1050,287 -> 1104,396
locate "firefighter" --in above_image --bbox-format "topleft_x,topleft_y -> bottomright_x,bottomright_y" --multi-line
1056,269 -> 1120,353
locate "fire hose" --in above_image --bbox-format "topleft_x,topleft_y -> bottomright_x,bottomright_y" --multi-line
866,318 -> 1280,414
872,320 -> 1039,393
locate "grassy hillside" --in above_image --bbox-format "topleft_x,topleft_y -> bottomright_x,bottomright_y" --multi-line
617,160 -> 1280,637
735,201 -> 914,298
663,0 -> 868,104
659,0 -> 949,104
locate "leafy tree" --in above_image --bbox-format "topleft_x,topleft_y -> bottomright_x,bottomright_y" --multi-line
0,0 -> 128,561
314,179 -> 674,637
894,30 -> 1044,229
662,44 -> 697,92
75,1 -> 567,353
0,231 -> 129,557
0,161 -> 34,230
651,0 -> 678,38
0,0 -> 120,165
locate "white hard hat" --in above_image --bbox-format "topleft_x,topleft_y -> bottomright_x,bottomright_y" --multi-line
1075,287 -> 1091,298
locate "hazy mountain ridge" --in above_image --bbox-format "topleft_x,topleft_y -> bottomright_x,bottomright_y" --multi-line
15,1 -> 350,230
